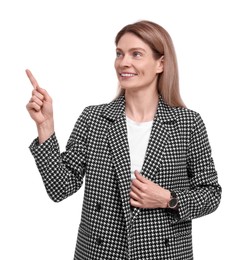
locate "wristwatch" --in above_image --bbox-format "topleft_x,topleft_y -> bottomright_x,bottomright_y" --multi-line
167,190 -> 179,209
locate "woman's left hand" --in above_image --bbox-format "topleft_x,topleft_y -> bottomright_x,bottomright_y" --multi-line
130,171 -> 171,209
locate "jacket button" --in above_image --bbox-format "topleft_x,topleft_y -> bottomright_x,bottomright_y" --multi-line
165,238 -> 170,247
96,203 -> 101,212
96,238 -> 102,245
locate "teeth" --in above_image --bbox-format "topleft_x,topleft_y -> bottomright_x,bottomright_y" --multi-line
120,73 -> 136,77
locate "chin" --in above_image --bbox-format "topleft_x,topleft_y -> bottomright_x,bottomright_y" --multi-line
120,83 -> 138,90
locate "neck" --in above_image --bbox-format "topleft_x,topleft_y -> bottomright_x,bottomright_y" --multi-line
125,88 -> 159,122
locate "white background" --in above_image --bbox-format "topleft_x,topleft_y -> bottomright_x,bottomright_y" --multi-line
0,0 -> 244,259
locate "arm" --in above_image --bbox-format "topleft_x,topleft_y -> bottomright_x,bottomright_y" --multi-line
129,114 -> 222,222
172,113 -> 222,222
29,108 -> 89,202
26,69 -> 89,202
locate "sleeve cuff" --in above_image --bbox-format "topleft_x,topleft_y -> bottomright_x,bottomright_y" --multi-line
29,132 -> 59,163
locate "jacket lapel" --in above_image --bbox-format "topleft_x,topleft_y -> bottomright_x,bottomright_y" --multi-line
102,96 -> 132,233
142,96 -> 176,180
131,97 -> 177,221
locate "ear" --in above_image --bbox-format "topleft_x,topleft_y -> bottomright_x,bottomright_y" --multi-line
156,55 -> 164,74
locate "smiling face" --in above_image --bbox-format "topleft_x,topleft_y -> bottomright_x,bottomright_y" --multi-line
114,33 -> 163,93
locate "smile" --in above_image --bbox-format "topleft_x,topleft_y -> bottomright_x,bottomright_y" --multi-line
120,73 -> 138,77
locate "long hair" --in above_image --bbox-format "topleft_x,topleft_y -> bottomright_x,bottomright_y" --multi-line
115,20 -> 186,108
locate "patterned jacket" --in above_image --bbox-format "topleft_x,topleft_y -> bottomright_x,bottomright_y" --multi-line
30,95 -> 222,260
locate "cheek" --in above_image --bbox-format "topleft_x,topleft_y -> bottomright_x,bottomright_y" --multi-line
139,61 -> 154,73
114,60 -> 121,72
146,63 -> 160,76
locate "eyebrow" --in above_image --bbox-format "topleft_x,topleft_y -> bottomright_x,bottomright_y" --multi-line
116,47 -> 146,53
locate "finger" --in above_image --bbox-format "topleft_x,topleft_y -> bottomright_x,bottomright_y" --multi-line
30,95 -> 44,106
25,69 -> 39,89
130,185 -> 142,199
36,86 -> 52,102
129,191 -> 141,201
130,198 -> 142,208
134,171 -> 149,184
26,101 -> 41,112
131,178 -> 144,190
32,89 -> 44,100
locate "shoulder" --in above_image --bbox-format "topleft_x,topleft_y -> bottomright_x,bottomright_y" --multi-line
76,103 -> 107,123
174,106 -> 200,121
83,103 -> 108,115
81,96 -> 125,122
171,106 -> 208,135
166,105 -> 206,131
77,97 -> 122,122
158,97 -> 202,127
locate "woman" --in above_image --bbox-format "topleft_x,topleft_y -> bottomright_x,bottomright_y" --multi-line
26,20 -> 222,260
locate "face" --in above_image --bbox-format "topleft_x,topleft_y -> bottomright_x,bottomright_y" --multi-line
114,33 -> 163,92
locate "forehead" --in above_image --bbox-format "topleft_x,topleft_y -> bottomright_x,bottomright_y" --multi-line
116,33 -> 151,51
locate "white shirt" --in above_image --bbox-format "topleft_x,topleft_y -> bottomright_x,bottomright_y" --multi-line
126,116 -> 153,180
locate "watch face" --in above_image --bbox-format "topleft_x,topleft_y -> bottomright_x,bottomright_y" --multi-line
169,198 -> 178,208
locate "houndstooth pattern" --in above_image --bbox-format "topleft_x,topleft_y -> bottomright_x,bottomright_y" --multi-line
29,95 -> 222,260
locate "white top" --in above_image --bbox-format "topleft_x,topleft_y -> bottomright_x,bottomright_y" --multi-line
126,116 -> 153,180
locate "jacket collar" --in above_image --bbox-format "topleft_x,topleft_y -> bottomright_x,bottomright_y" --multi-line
102,95 -> 176,123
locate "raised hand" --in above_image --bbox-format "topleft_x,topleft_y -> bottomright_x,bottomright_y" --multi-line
26,69 -> 54,143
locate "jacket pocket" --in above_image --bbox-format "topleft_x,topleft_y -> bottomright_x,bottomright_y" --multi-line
173,220 -> 192,238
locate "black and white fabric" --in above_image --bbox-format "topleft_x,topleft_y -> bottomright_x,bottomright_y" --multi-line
29,95 -> 222,260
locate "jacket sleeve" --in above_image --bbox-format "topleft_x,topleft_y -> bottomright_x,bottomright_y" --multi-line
29,106 -> 90,202
171,113 -> 222,223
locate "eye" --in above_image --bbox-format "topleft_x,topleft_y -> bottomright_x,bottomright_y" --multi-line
116,51 -> 123,58
132,51 -> 142,58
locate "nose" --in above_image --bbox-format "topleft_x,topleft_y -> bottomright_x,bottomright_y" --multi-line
119,54 -> 131,68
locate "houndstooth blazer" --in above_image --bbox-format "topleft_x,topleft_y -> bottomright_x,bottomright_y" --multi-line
30,95 -> 222,260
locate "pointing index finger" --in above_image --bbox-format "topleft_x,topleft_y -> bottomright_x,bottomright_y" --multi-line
25,69 -> 39,89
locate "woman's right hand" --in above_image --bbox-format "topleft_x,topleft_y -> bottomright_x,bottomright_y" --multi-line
26,69 -> 54,143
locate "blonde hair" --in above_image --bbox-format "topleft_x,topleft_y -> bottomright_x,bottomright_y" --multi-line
115,20 -> 186,108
